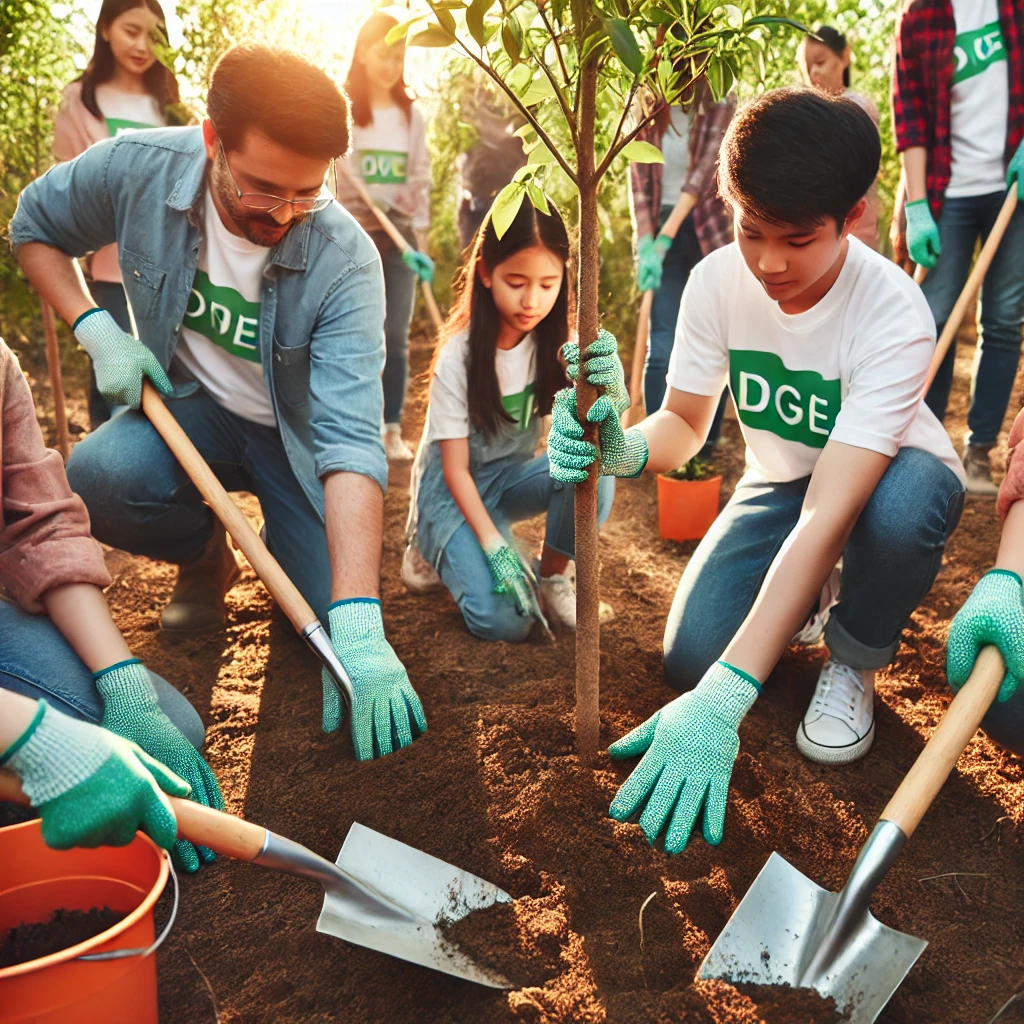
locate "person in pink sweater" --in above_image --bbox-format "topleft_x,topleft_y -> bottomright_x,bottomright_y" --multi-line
0,337 -> 220,870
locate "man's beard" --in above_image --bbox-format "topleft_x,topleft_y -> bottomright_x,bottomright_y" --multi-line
211,165 -> 296,247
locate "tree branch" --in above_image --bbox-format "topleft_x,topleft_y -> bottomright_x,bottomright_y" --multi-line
537,3 -> 574,95
595,76 -> 640,179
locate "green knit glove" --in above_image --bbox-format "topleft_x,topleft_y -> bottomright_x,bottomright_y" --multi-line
637,234 -> 672,292
547,388 -> 648,484
96,659 -> 223,873
905,199 -> 942,270
1,699 -> 189,851
609,661 -> 760,854
483,541 -> 532,618
562,330 -> 630,416
1007,138 -> 1024,200
325,599 -> 427,760
947,570 -> 1024,703
401,248 -> 435,284
73,308 -> 173,409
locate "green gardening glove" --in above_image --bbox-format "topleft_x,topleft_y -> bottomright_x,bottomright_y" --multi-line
96,659 -> 223,873
547,389 -> 648,484
483,541 -> 533,619
563,330 -> 630,416
73,308 -> 173,409
1008,138 -> 1024,200
1,699 -> 189,851
905,199 -> 942,270
609,661 -> 760,854
636,234 -> 672,292
401,248 -> 435,284
325,599 -> 427,760
947,569 -> 1024,703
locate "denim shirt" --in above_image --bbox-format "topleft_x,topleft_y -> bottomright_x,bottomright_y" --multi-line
9,126 -> 388,516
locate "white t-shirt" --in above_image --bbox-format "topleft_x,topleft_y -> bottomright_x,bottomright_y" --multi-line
175,189 -> 276,426
94,84 -> 164,137
660,107 -> 692,205
425,329 -> 537,442
350,106 -> 414,214
666,239 -> 964,484
947,0 -> 1009,198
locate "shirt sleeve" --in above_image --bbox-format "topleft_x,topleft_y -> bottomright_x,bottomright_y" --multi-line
426,341 -> 470,441
665,256 -> 730,398
892,3 -> 929,152
682,92 -> 735,198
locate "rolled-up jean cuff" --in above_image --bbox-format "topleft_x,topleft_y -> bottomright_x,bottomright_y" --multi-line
823,614 -> 899,671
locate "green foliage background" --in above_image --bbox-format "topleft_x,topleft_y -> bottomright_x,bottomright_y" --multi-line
0,0 -> 901,373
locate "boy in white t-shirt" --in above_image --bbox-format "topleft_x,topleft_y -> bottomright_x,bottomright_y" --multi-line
548,88 -> 966,855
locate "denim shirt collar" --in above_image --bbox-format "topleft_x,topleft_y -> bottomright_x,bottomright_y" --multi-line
164,144 -> 312,271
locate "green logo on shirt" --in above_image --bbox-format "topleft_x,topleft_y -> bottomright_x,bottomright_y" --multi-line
729,349 -> 840,449
502,383 -> 536,432
106,118 -> 155,137
184,269 -> 261,364
953,20 -> 1006,85
359,150 -> 407,184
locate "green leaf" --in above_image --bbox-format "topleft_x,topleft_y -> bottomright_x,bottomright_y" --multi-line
619,140 -> 664,163
501,19 -> 521,64
432,5 -> 456,34
527,140 -> 555,165
385,16 -> 426,46
491,181 -> 527,238
745,16 -> 813,33
520,74 -> 556,105
466,0 -> 496,47
408,23 -> 457,47
527,182 -> 550,215
605,18 -> 642,75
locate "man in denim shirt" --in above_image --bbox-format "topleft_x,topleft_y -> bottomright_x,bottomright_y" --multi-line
9,45 -> 426,761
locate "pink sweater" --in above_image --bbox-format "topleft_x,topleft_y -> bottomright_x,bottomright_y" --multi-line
0,339 -> 110,611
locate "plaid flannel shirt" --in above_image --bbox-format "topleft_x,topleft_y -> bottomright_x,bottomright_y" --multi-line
892,0 -> 1024,218
628,85 -> 736,257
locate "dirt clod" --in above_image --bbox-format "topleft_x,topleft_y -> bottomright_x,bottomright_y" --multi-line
736,983 -> 850,1024
0,907 -> 126,967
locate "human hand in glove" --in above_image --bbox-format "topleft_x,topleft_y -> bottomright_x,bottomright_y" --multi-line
904,199 -> 942,270
636,234 -> 672,292
324,599 -> 427,760
947,570 -> 1024,704
562,330 -> 629,416
1007,138 -> 1024,200
483,541 -> 533,619
73,308 -> 173,409
609,662 -> 760,854
402,248 -> 435,284
547,389 -> 648,484
95,659 -> 223,873
2,698 -> 188,852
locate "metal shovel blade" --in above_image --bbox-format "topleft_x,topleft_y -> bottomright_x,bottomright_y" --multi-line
699,851 -> 927,1023
317,822 -> 513,988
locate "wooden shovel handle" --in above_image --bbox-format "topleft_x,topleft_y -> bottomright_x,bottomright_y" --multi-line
0,769 -> 267,861
141,383 -> 315,634
41,299 -> 70,462
880,645 -> 1005,839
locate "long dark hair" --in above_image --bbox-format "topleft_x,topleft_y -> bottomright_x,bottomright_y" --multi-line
810,25 -> 850,88
78,0 -> 181,121
343,11 -> 413,129
436,199 -> 573,439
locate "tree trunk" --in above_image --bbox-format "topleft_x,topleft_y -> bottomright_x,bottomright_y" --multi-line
573,58 -> 601,757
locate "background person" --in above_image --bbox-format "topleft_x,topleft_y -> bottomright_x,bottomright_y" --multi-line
797,24 -> 882,250
337,10 -> 433,463
892,0 -> 1024,495
53,0 -> 186,429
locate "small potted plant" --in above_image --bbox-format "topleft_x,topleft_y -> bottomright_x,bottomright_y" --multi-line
657,455 -> 723,542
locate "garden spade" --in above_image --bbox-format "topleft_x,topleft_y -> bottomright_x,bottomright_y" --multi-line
700,645 -> 1006,1023
0,773 -> 512,987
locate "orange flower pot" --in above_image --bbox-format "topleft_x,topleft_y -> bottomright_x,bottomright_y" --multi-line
0,819 -> 168,1024
657,473 -> 723,542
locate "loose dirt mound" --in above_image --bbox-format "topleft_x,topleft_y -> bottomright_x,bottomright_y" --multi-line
0,907 -> 126,967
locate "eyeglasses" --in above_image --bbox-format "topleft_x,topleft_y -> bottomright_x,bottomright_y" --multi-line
218,142 -> 336,215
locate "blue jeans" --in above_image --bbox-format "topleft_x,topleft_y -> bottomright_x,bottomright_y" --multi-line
372,231 -> 417,427
65,389 -> 332,624
86,280 -> 131,429
923,191 -> 1024,448
663,448 -> 965,691
0,600 -> 205,750
978,689 -> 1024,756
438,455 -> 616,642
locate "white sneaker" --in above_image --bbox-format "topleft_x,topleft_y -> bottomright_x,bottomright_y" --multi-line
539,572 -> 615,632
401,544 -> 443,594
796,658 -> 875,765
383,424 -> 413,461
791,567 -> 842,646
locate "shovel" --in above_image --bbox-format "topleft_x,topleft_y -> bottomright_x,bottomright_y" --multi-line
0,771 -> 511,987
700,644 -> 1006,1023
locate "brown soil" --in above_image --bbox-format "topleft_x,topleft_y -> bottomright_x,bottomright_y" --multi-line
6,319 -> 1024,1023
0,907 -> 125,967
733,986 -> 847,1024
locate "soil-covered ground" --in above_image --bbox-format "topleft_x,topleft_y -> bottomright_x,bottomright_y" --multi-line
8,317 -> 1024,1023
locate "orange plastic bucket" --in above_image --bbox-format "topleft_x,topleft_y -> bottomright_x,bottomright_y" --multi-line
657,473 -> 723,542
0,819 -> 171,1024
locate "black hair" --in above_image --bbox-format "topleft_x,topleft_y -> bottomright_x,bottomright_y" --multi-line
208,45 -> 351,159
344,11 -> 413,129
78,0 -> 181,121
809,25 -> 850,88
719,87 -> 879,231
435,199 -> 573,439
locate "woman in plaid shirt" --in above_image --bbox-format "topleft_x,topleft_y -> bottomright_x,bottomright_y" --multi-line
892,0 -> 1024,495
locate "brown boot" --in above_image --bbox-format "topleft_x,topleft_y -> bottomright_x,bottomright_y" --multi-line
160,523 -> 241,633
